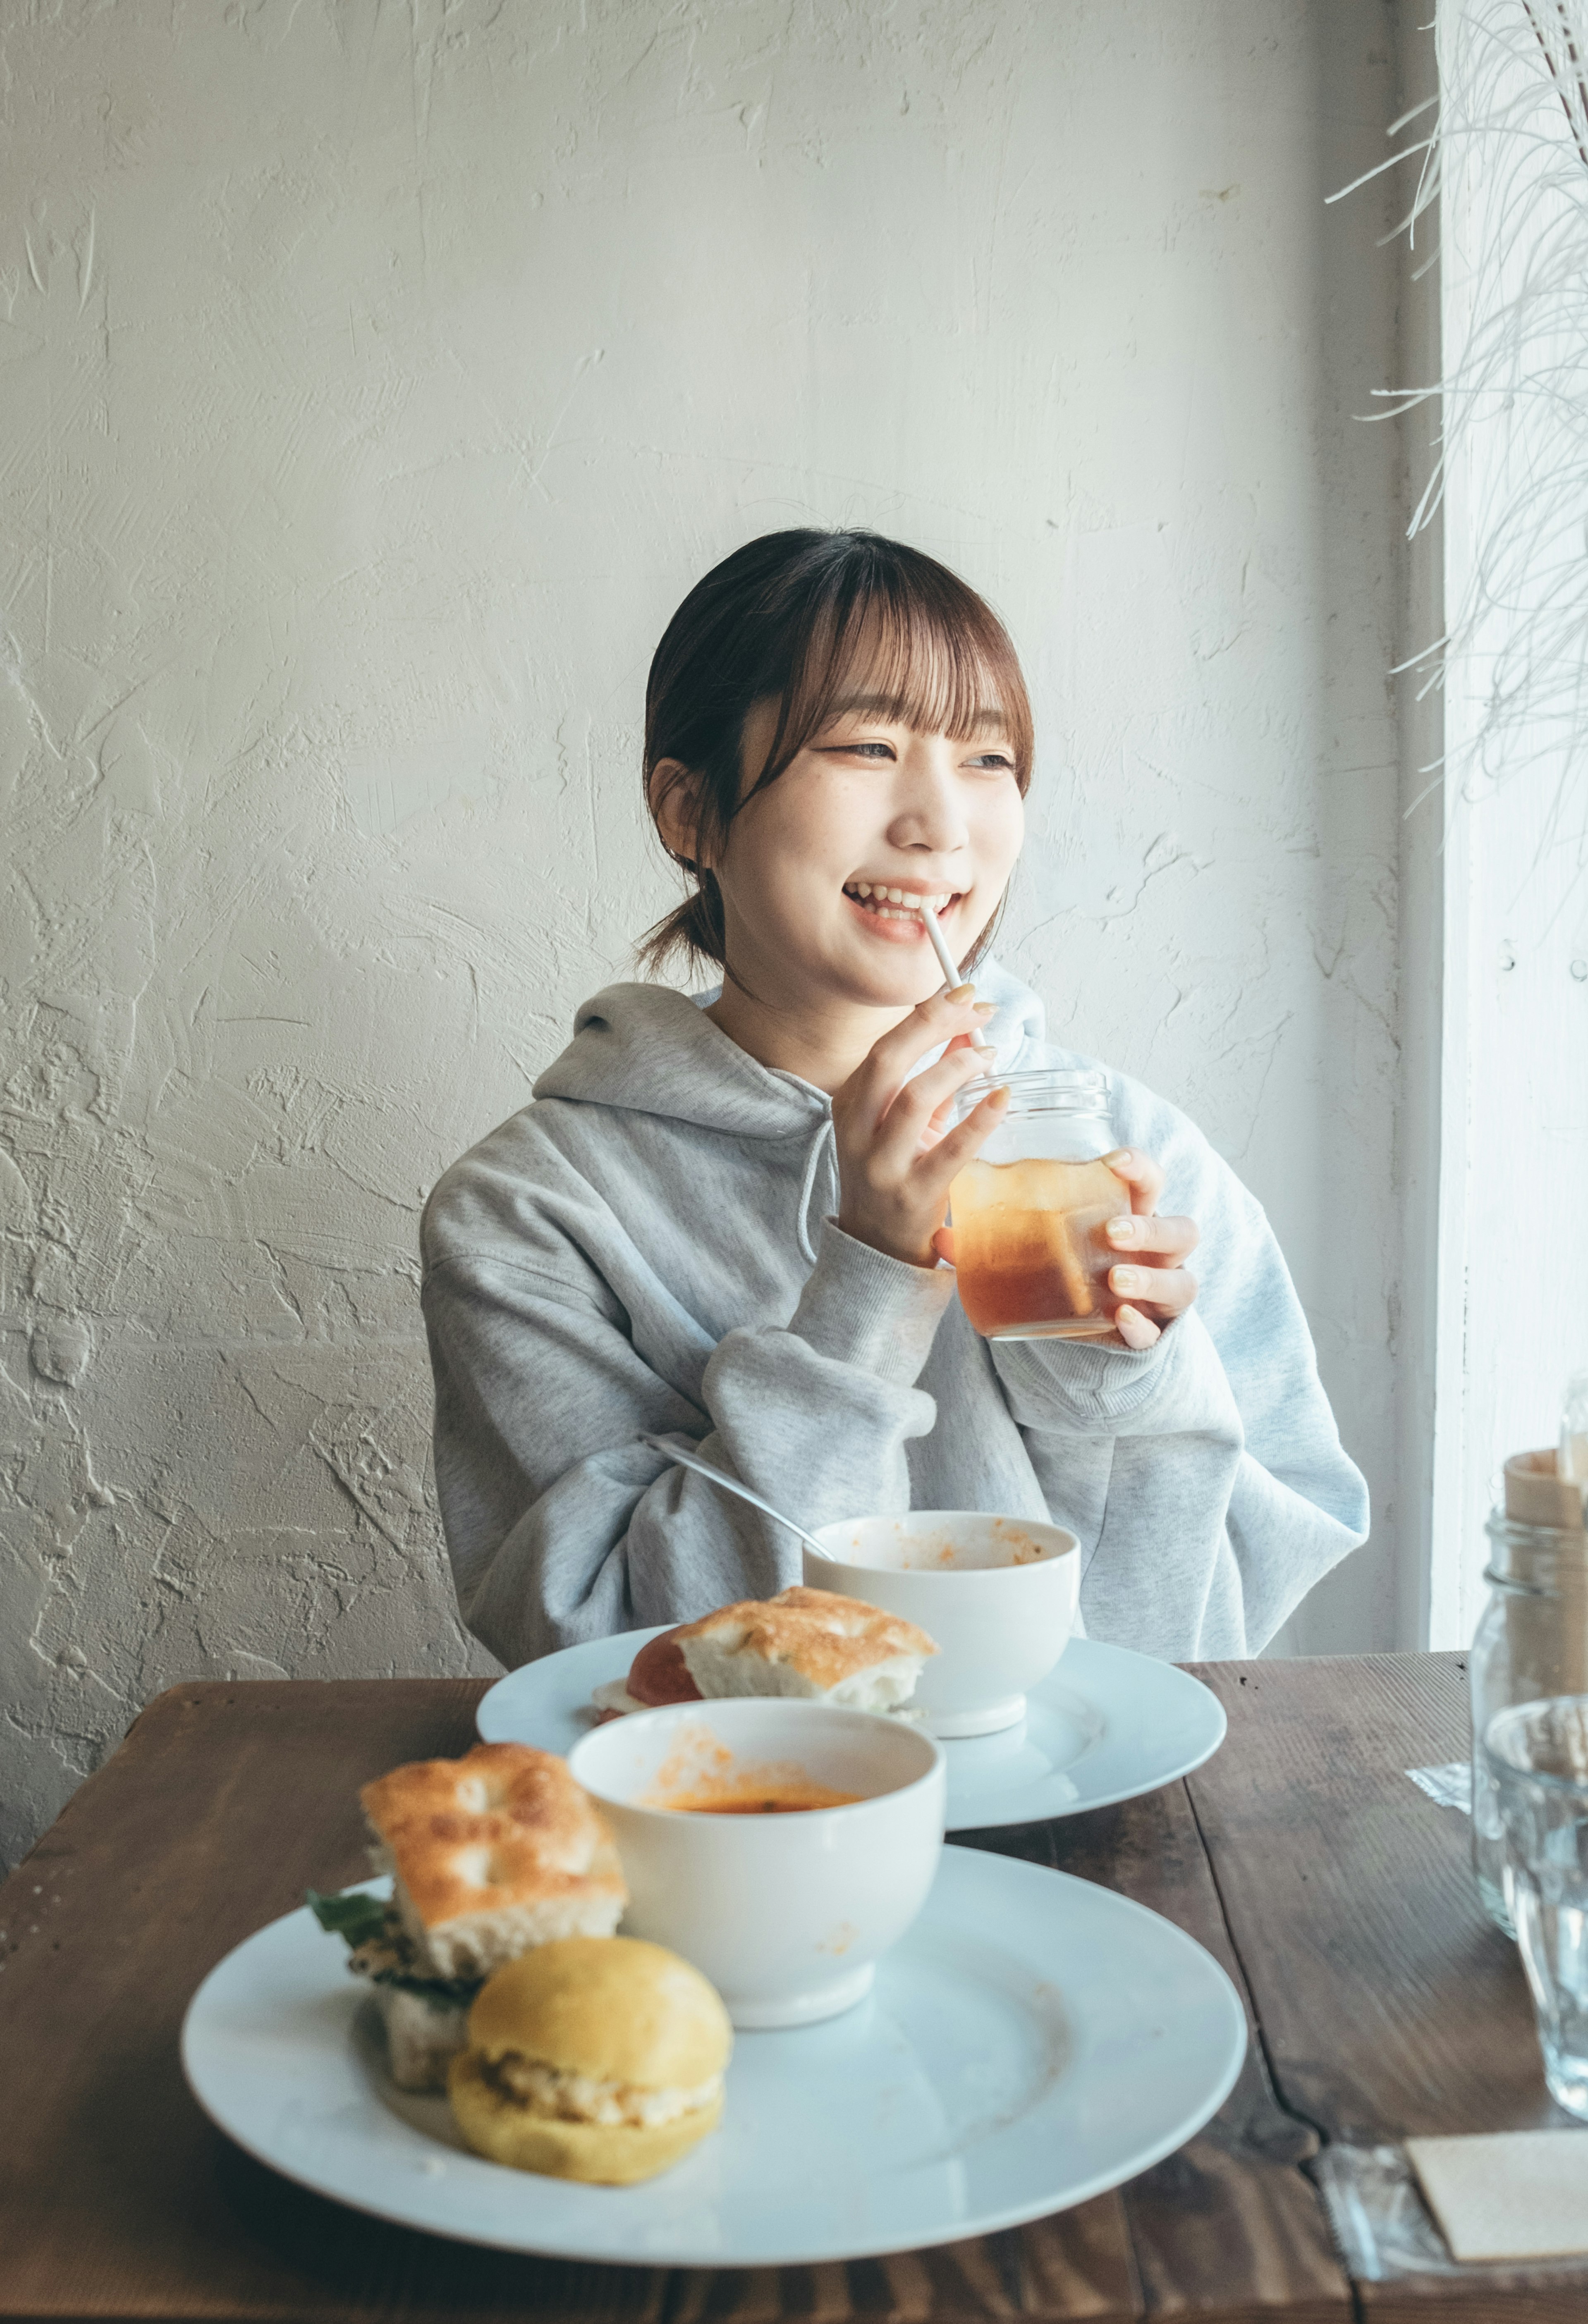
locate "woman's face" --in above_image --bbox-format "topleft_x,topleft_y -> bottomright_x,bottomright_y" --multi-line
702,679 -> 1026,1015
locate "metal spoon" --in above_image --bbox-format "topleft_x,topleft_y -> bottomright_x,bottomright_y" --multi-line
639,1432 -> 834,1561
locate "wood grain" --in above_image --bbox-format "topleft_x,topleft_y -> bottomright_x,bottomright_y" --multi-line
1188,1652 -> 1588,2322
963,1784 -> 1350,2324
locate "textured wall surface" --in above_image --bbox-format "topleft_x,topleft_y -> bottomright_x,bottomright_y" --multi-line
1,0 -> 1407,1867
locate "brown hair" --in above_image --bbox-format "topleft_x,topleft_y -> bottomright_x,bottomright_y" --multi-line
639,528 -> 1033,977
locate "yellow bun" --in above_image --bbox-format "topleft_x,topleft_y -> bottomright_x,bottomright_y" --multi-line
467,1936 -> 732,2087
449,2049 -> 722,2184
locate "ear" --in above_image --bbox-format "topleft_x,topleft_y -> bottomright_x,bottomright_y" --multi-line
648,758 -> 712,868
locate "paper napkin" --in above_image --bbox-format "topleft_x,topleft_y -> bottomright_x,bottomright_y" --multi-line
1408,2130 -> 1588,2263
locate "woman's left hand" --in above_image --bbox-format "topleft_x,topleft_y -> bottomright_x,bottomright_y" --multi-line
1103,1149 -> 1199,1350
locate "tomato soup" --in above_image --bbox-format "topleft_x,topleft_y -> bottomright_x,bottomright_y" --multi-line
662,1779 -> 861,1815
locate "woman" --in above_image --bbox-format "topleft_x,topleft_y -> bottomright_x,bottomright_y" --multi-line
422,529 -> 1367,1669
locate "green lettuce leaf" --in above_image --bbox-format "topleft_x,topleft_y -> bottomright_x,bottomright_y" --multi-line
306,1887 -> 390,1947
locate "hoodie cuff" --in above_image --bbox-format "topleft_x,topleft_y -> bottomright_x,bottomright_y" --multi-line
992,1310 -> 1187,1428
789,1218 -> 955,1387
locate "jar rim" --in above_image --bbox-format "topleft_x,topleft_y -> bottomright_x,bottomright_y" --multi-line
955,1067 -> 1110,1113
1485,1508 -> 1588,1548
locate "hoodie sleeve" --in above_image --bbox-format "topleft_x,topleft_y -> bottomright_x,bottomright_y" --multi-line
422,1220 -> 955,1668
984,1100 -> 1368,1659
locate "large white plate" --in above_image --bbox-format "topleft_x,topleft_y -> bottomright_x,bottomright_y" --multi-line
476,1631 -> 1226,1831
182,1851 -> 1245,2268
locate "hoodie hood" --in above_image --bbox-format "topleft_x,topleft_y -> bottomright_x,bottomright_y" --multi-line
533,983 -> 828,1139
533,957 -> 1049,1136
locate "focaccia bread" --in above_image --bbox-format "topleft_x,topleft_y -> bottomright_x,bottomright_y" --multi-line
675,1585 -> 936,1712
361,1743 -> 627,1982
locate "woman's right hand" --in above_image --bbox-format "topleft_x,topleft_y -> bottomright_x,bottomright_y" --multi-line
831,989 -> 1008,1268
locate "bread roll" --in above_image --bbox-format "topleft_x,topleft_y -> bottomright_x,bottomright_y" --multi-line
449,1936 -> 732,2184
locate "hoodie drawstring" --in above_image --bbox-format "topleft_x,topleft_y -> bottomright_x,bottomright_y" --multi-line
794,1118 -> 837,1266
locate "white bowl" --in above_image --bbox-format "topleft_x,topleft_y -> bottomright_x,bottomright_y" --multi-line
568,1701 -> 945,2028
804,1511 -> 1081,1738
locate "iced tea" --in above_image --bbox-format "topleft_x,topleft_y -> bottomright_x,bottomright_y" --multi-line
949,1155 -> 1127,1340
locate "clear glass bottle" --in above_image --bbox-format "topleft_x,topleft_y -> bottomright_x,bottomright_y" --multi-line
947,1069 -> 1125,1341
1471,1507 -> 1588,1934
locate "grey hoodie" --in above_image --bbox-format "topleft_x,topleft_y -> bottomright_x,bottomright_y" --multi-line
421,962 -> 1368,1669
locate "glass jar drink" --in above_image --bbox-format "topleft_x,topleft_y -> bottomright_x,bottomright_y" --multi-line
948,1070 -> 1126,1340
1471,1476 -> 1588,1935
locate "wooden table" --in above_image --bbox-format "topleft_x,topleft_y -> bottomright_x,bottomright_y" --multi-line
0,1652 -> 1576,2324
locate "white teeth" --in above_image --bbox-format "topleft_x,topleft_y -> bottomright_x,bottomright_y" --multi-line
845,884 -> 956,916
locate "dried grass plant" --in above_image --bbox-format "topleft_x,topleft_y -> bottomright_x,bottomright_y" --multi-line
1332,0 -> 1588,867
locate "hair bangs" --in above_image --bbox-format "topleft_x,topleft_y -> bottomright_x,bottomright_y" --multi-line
753,550 -> 1033,797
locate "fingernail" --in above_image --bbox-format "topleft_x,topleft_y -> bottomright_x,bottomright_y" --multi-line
1112,1267 -> 1143,1292
1107,1216 -> 1136,1244
973,1002 -> 996,1017
1107,1149 -> 1134,1169
990,1084 -> 1010,1103
948,982 -> 977,1003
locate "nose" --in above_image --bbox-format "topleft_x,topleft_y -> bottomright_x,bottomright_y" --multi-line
885,734 -> 971,862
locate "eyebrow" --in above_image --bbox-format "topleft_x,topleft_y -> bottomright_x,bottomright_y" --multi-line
822,693 -> 1009,734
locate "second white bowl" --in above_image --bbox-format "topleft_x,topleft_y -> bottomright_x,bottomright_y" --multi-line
805,1511 -> 1081,1737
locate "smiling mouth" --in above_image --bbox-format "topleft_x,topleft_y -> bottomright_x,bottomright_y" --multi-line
842,882 -> 959,924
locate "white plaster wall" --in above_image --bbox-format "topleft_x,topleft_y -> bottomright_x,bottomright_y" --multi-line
0,0 -> 1408,1865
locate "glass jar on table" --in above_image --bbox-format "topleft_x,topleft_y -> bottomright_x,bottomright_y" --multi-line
1487,1694 -> 1588,2118
1471,1468 -> 1588,1935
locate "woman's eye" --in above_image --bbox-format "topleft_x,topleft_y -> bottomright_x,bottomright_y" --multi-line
966,752 -> 1015,772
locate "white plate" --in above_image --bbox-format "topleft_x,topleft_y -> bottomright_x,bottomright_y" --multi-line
476,1631 -> 1226,1831
182,1851 -> 1246,2268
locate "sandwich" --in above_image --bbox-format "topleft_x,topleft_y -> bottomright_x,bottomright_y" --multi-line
592,1584 -> 936,1718
310,1741 -> 626,2091
449,1936 -> 732,2183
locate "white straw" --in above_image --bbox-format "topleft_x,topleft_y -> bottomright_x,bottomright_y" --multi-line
924,905 -> 993,1053
924,904 -> 961,991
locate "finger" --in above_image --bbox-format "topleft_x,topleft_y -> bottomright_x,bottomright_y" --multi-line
1103,1147 -> 1165,1216
1108,1265 -> 1198,1318
903,1086 -> 1009,1194
923,1032 -> 989,1139
899,1040 -> 995,1118
932,1226 -> 957,1264
839,990 -> 997,1126
1114,1303 -> 1162,1350
871,1044 -> 993,1168
1104,1212 -> 1199,1261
